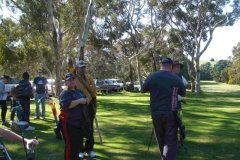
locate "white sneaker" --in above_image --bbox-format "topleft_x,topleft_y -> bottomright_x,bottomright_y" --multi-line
88,151 -> 96,158
24,126 -> 35,131
79,152 -> 84,159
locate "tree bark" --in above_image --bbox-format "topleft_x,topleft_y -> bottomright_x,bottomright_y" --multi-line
195,58 -> 201,95
78,0 -> 94,59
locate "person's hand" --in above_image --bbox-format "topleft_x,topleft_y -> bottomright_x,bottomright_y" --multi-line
25,139 -> 39,149
79,98 -> 89,105
86,98 -> 90,104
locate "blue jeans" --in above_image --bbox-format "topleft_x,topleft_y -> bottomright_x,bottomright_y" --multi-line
35,93 -> 46,118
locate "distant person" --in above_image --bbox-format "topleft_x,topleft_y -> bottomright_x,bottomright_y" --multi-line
16,72 -> 33,122
59,72 -> 90,160
0,75 -> 11,125
141,57 -> 186,160
9,86 -> 18,121
172,61 -> 188,109
172,61 -> 188,148
33,70 -> 48,119
75,60 -> 97,158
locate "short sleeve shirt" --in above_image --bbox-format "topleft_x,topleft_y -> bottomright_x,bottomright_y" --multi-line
59,89 -> 86,127
33,77 -> 47,94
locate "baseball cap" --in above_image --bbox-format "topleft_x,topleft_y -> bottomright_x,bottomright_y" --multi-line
3,75 -> 10,80
173,60 -> 184,67
76,60 -> 86,68
160,57 -> 173,65
64,72 -> 75,81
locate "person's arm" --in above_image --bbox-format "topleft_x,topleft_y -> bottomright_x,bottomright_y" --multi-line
60,91 -> 89,110
0,82 -> 7,94
0,128 -> 39,147
178,79 -> 186,97
68,98 -> 89,109
181,75 -> 188,87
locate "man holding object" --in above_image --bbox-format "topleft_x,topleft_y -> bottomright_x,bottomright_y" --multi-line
141,57 -> 186,160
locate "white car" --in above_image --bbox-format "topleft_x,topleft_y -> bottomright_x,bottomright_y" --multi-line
47,78 -> 55,97
107,79 -> 124,91
133,81 -> 141,91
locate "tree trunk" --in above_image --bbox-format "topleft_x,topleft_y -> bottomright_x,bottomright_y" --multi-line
187,58 -> 196,92
195,58 -> 201,95
136,55 -> 143,86
129,60 -> 133,83
46,0 -> 63,97
78,0 -> 94,59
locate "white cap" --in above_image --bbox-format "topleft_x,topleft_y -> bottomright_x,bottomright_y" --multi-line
76,60 -> 86,68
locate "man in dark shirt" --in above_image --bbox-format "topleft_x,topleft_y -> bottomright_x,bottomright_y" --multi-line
142,57 -> 186,160
33,70 -> 48,119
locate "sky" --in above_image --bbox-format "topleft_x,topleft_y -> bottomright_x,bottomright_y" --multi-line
201,19 -> 240,61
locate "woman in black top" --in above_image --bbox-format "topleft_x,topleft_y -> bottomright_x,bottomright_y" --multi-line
59,72 -> 89,160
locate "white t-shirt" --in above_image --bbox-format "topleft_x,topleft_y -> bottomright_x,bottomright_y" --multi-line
178,75 -> 188,101
0,80 -> 8,100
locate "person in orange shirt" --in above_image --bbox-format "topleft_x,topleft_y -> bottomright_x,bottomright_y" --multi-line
74,60 -> 97,159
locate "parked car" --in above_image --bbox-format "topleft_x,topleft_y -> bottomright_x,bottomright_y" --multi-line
133,81 -> 141,91
47,78 -> 55,97
0,77 -> 20,100
95,79 -> 115,93
106,79 -> 124,91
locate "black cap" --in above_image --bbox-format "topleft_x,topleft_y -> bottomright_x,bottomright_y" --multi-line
3,75 -> 10,80
161,57 -> 173,65
173,60 -> 184,67
64,72 -> 75,81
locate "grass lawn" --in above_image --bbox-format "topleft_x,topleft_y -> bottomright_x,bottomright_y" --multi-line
1,81 -> 240,160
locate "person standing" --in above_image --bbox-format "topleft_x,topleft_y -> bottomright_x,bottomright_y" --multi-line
172,61 -> 188,148
16,72 -> 33,122
75,60 -> 97,158
141,57 -> 186,160
172,61 -> 188,109
0,75 -> 10,125
59,72 -> 89,160
33,70 -> 48,119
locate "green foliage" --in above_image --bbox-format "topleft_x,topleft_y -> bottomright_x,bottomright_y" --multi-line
200,62 -> 213,80
212,60 -> 231,82
227,42 -> 240,84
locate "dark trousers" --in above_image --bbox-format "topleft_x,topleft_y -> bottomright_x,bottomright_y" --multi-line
152,113 -> 178,160
61,123 -> 84,160
84,102 -> 95,153
19,99 -> 30,122
85,118 -> 94,153
0,100 -> 7,123
10,100 -> 17,121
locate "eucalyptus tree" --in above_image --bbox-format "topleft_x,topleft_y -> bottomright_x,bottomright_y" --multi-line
6,0 -> 93,96
158,0 -> 240,95
143,0 -> 171,72
227,42 -> 240,84
212,59 -> 231,82
93,0 -> 135,80
0,18 -> 41,77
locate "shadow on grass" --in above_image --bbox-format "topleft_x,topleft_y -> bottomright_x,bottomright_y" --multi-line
6,81 -> 240,160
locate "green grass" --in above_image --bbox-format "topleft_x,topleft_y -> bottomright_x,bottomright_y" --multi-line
2,81 -> 240,160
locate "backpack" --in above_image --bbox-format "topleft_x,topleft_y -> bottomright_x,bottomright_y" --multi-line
16,81 -> 33,99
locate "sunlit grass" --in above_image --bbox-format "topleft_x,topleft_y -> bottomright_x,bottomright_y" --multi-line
1,81 -> 240,159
